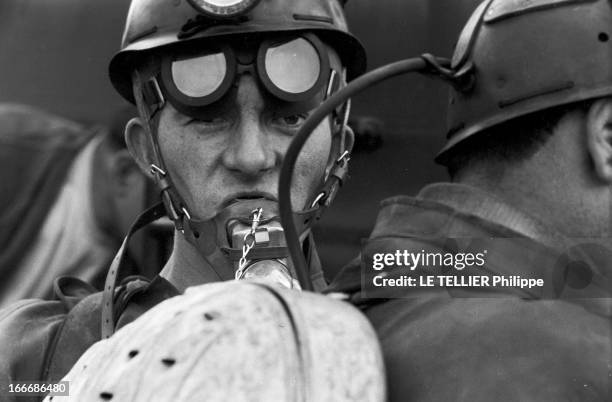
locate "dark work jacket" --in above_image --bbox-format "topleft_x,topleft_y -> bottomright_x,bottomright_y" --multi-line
327,183 -> 612,401
0,235 -> 325,402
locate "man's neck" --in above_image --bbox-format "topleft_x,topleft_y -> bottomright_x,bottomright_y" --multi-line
453,120 -> 612,240
455,165 -> 611,244
159,232 -> 224,292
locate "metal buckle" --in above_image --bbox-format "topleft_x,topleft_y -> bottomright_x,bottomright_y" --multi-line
336,150 -> 350,164
310,192 -> 327,208
150,164 -> 167,176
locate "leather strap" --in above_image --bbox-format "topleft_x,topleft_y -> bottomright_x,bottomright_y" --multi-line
101,202 -> 167,339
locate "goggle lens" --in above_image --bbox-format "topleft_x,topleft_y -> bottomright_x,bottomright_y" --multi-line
171,52 -> 227,98
264,38 -> 321,95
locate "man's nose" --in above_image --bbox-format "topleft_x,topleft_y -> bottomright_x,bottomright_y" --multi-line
221,76 -> 277,177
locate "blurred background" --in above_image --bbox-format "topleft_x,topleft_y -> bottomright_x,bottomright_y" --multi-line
0,0 -> 482,280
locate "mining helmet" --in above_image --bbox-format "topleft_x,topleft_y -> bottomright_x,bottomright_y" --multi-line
109,0 -> 366,104
436,0 -> 612,163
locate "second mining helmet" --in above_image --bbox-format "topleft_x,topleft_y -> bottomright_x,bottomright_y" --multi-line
437,0 -> 612,163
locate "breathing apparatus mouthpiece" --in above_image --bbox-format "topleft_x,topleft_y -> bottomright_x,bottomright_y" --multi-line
180,197 -> 319,288
222,201 -> 302,289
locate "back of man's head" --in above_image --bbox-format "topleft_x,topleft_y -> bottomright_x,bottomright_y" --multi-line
445,100 -> 594,180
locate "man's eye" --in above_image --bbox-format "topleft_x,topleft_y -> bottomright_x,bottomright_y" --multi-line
276,114 -> 307,127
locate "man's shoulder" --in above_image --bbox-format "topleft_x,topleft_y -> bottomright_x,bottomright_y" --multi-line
0,298 -> 70,396
0,298 -> 71,349
0,276 -> 178,394
368,296 -> 610,401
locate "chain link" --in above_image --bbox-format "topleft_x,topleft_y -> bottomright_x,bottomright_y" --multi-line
235,208 -> 263,279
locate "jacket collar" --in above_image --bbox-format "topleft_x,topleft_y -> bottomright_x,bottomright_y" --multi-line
328,182 -> 612,308
416,183 -> 569,251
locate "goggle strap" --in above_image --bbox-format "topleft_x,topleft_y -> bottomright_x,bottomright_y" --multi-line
317,151 -> 350,208
315,68 -> 352,208
326,70 -> 343,120
133,71 -> 188,229
142,77 -> 166,113
326,69 -> 338,99
340,96 -> 352,153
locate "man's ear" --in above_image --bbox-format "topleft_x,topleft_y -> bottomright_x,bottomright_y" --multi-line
586,98 -> 612,183
125,116 -> 156,177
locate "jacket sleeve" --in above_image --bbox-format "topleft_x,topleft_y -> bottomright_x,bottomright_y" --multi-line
367,297 -> 611,402
0,299 -> 68,402
0,279 -> 172,402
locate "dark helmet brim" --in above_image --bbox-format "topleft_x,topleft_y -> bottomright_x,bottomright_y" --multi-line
109,26 -> 366,104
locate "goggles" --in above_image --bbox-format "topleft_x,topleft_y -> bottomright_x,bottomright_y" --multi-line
147,33 -> 338,120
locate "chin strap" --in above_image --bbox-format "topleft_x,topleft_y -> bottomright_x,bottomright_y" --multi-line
133,71 -> 188,227
180,215 -> 240,281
